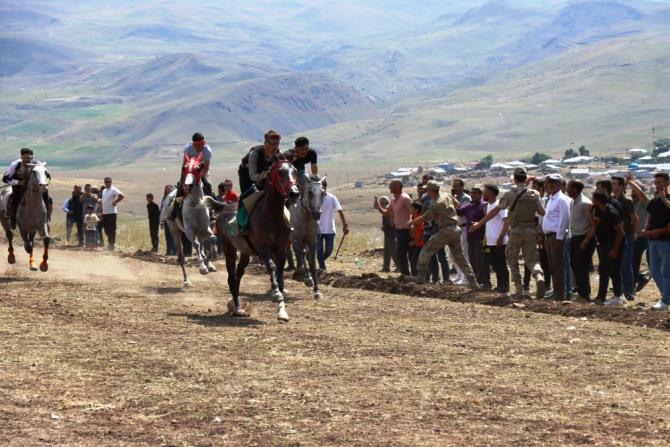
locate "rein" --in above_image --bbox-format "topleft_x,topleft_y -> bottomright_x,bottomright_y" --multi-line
268,160 -> 297,199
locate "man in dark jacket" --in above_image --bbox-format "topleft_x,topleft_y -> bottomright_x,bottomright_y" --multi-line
146,193 -> 160,253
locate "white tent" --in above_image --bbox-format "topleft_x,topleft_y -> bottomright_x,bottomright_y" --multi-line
628,148 -> 649,157
657,151 -> 670,159
540,159 -> 562,165
562,156 -> 594,165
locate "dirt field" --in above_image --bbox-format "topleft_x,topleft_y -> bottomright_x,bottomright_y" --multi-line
2,247 -> 669,447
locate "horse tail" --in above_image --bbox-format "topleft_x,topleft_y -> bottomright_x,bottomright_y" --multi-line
201,196 -> 226,212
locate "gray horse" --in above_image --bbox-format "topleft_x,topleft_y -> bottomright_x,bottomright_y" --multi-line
289,174 -> 325,300
0,163 -> 51,271
165,154 -> 217,286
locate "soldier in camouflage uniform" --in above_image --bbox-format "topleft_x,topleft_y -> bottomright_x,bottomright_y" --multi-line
470,167 -> 546,298
409,180 -> 480,290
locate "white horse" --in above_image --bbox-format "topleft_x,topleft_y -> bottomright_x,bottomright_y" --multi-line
0,163 -> 51,271
165,154 -> 217,286
289,174 -> 325,300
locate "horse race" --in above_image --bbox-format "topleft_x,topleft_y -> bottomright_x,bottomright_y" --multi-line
2,1 -> 670,446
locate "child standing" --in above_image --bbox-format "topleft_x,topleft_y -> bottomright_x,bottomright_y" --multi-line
409,202 -> 425,277
84,204 -> 99,249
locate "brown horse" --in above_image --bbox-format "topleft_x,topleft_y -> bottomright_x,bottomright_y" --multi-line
205,160 -> 299,322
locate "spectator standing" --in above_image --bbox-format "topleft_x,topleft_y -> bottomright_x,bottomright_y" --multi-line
567,180 -> 596,301
160,185 -> 176,256
632,188 -> 651,291
83,205 -> 99,249
409,202 -> 424,276
482,184 -> 509,293
383,179 -> 413,276
375,196 -> 398,273
583,191 -> 626,305
96,185 -> 105,247
471,167 -> 546,299
452,178 -> 471,285
457,186 -> 487,287
611,176 -> 637,301
63,185 -> 83,246
317,180 -> 349,271
628,172 -> 670,310
542,174 -> 571,301
100,177 -> 125,251
146,193 -> 160,253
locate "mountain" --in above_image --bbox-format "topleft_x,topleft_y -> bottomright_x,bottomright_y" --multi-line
99,72 -> 381,147
303,31 -> 670,163
0,37 -> 90,77
0,3 -> 61,29
454,0 -> 545,25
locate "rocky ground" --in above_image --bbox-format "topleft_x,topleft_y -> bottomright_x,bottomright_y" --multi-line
1,247 -> 669,446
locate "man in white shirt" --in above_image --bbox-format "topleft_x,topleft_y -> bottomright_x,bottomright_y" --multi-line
317,179 -> 349,271
567,179 -> 595,301
101,177 -> 125,251
541,174 -> 571,300
482,184 -> 510,293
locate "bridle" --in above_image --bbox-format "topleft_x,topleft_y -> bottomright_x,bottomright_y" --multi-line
183,153 -> 204,184
300,176 -> 324,211
268,160 -> 297,198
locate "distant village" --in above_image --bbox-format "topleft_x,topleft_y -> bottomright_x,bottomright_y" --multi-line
376,146 -> 670,191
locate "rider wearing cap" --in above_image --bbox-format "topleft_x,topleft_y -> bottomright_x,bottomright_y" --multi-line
238,130 -> 282,196
2,147 -> 51,229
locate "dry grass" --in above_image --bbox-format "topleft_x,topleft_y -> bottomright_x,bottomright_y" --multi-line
1,249 -> 669,446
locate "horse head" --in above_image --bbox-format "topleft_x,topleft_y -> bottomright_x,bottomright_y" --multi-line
301,174 -> 326,220
182,153 -> 204,189
270,160 -> 300,204
26,162 -> 49,193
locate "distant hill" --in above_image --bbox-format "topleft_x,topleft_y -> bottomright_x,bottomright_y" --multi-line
0,37 -> 89,77
304,31 -> 670,163
37,72 -> 384,164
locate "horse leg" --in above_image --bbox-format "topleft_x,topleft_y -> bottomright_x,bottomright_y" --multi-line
275,248 -> 287,296
307,242 -> 322,300
172,226 -> 190,286
259,245 -> 288,322
230,251 -> 250,317
26,233 -> 37,271
39,236 -> 49,272
206,235 -> 217,272
5,226 -> 15,264
299,243 -> 314,288
191,237 -> 208,275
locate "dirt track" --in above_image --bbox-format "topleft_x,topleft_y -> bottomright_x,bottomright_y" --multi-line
2,248 -> 670,446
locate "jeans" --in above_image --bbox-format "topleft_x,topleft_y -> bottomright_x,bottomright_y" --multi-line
317,233 -> 336,270
545,234 -> 566,299
596,241 -> 624,299
621,232 -> 636,298
648,239 -> 670,304
410,245 -> 422,276
395,229 -> 411,276
632,236 -> 648,283
66,216 -> 83,245
467,240 -> 487,286
383,229 -> 397,271
564,237 -> 572,297
150,222 -> 159,252
570,235 -> 596,299
484,245 -> 509,291
164,226 -> 176,256
428,241 -> 450,283
102,214 -> 118,250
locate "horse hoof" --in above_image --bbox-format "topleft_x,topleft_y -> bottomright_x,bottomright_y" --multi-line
199,267 -> 209,275
271,291 -> 284,303
314,292 -> 322,300
7,254 -> 15,264
183,280 -> 191,288
233,308 -> 248,318
39,262 -> 48,272
30,265 -> 38,271
207,264 -> 217,272
304,279 -> 314,288
277,309 -> 289,322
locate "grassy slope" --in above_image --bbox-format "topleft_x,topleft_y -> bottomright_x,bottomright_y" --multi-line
305,31 -> 670,164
